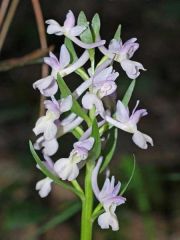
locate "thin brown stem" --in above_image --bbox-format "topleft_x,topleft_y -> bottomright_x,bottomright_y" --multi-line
31,0 -> 49,117
0,0 -> 20,52
0,46 -> 53,71
0,0 -> 10,27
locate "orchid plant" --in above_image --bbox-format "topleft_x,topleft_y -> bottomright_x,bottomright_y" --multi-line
29,10 -> 153,240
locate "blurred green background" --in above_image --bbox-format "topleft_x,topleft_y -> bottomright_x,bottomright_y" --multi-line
0,0 -> 180,239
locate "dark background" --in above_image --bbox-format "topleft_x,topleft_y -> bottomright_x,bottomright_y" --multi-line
0,0 -> 180,239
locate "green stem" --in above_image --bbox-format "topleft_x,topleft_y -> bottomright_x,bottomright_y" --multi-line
80,162 -> 94,240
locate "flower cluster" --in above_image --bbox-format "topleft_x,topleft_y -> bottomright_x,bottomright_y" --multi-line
31,10 -> 153,232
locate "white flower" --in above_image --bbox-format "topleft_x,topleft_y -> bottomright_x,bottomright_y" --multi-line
34,136 -> 59,156
99,38 -> 145,79
92,66 -> 119,98
46,10 -> 105,49
98,206 -> 119,231
82,92 -> 105,117
105,100 -> 153,149
92,157 -> 126,231
35,177 -> 53,198
33,96 -> 72,140
54,138 -> 94,181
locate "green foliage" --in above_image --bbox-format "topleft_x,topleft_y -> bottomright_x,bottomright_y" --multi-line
120,155 -> 136,195
91,13 -> 101,40
77,11 -> 93,44
64,37 -> 77,63
57,73 -> 91,126
88,118 -> 101,162
32,201 -> 81,239
114,24 -> 122,41
77,11 -> 95,63
122,79 -> 136,106
100,128 -> 118,173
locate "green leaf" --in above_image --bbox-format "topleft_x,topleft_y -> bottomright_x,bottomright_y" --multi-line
57,73 -> 91,126
64,37 -> 77,63
88,118 -> 101,162
100,128 -> 118,173
122,79 -> 136,106
33,201 -> 81,238
114,24 -> 122,41
29,141 -> 77,193
77,11 -> 95,62
91,13 -> 101,40
77,11 -> 93,44
120,155 -> 136,195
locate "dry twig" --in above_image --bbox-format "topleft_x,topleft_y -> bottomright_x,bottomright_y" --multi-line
0,0 -> 20,52
31,0 -> 49,117
0,0 -> 10,27
0,46 -> 53,71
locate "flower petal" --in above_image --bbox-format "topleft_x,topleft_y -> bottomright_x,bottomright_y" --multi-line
43,138 -> 59,156
59,44 -> 70,69
115,100 -> 130,123
35,177 -> 53,198
91,157 -> 103,199
132,130 -> 153,149
64,10 -> 75,29
59,95 -> 72,113
98,211 -> 119,231
44,122 -> 58,140
54,158 -> 79,181
70,26 -> 86,36
82,92 -> 105,117
121,59 -> 145,79
46,19 -> 62,35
